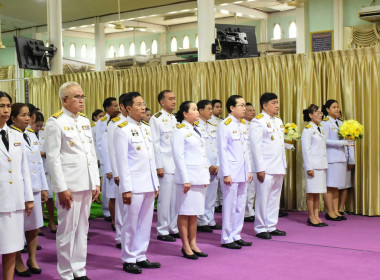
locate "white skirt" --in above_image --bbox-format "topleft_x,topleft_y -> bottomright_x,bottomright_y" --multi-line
341,169 -> 353,189
326,162 -> 346,188
0,210 -> 24,254
105,177 -> 117,199
176,184 -> 205,215
305,169 -> 327,193
24,192 -> 43,231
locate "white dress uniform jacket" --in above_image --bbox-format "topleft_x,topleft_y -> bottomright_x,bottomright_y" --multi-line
95,114 -> 109,164
197,119 -> 219,167
301,122 -> 328,172
107,115 -> 128,178
320,117 -> 347,163
243,118 -> 256,218
208,115 -> 222,126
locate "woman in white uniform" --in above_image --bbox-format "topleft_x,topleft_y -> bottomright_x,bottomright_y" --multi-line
9,103 -> 48,276
301,104 -> 328,227
321,100 -> 353,221
0,93 -> 34,280
171,101 -> 210,260
91,109 -> 105,204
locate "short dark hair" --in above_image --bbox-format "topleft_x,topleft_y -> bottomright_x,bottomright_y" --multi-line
260,92 -> 277,109
103,97 -> 117,111
121,92 -> 141,108
0,91 -> 12,103
197,99 -> 211,111
175,101 -> 193,123
119,93 -> 128,105
91,109 -> 103,121
26,103 -> 37,117
35,111 -> 44,123
7,103 -> 28,126
145,107 -> 151,112
322,99 -> 338,116
226,95 -> 243,113
303,104 -> 319,122
211,99 -> 222,108
158,90 -> 172,106
246,102 -> 253,108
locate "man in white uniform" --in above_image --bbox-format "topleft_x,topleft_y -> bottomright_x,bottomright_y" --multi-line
250,93 -> 287,240
150,90 -> 179,242
243,103 -> 256,223
45,82 -> 100,280
114,92 -> 160,274
95,97 -> 119,220
196,100 -> 221,233
218,95 -> 253,249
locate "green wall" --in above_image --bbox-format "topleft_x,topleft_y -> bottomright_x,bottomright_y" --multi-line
63,36 -> 95,59
106,33 -> 161,56
268,14 -> 296,40
344,0 -> 375,27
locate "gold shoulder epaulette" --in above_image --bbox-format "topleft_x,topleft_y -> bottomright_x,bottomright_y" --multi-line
275,115 -> 280,119
224,118 -> 232,126
118,121 -> 128,128
324,117 -> 329,121
91,123 -> 95,127
256,114 -> 264,119
154,112 -> 162,118
100,116 -> 107,122
41,127 -> 45,131
52,110 -> 63,119
177,124 -> 185,129
240,118 -> 246,124
194,121 -> 199,126
78,112 -> 87,118
27,128 -> 35,133
111,116 -> 121,123
10,125 -> 22,133
305,124 -> 311,129
141,120 -> 150,126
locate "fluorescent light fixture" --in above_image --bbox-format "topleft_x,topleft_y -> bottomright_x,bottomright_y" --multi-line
220,3 -> 228,6
137,16 -> 146,19
180,9 -> 190,12
234,1 -> 244,3
220,9 -> 229,15
236,12 -> 242,17
127,18 -> 136,20
249,15 -> 256,18
139,28 -> 146,31
68,27 -> 76,30
168,11 -> 178,14
80,25 -> 88,28
108,24 -> 114,28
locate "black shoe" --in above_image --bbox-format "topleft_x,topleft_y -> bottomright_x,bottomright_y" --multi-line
339,211 -> 345,215
49,224 -> 57,233
221,242 -> 242,249
116,243 -> 122,249
170,233 -> 180,239
338,215 -> 347,220
269,229 -> 286,236
244,216 -> 255,222
15,268 -> 31,277
123,263 -> 142,274
38,231 -> 44,236
319,222 -> 328,227
192,249 -> 208,257
215,205 -> 222,213
157,234 -> 176,242
181,248 -> 198,259
279,210 -> 288,217
209,224 -> 222,230
111,224 -> 116,231
136,259 -> 161,268
235,239 -> 252,246
21,245 -> 28,253
26,259 -> 41,274
325,213 -> 342,221
307,218 -> 324,227
197,225 -> 213,233
256,232 -> 272,239
104,216 -> 112,222
36,245 -> 42,250
74,276 -> 91,280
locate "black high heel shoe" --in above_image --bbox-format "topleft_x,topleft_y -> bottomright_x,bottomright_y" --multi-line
181,248 -> 198,260
325,213 -> 342,221
15,267 -> 31,277
192,249 -> 208,257
49,224 -> 57,233
307,218 -> 324,227
27,259 -> 42,274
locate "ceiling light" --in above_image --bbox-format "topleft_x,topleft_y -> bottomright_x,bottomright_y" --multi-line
249,15 -> 256,18
80,25 -> 88,28
220,9 -> 229,15
168,11 -> 178,14
220,3 -> 228,6
127,18 -> 136,21
108,24 -> 114,28
68,27 -> 76,30
181,9 -> 190,12
137,16 -> 146,19
234,1 -> 244,3
236,12 -> 242,16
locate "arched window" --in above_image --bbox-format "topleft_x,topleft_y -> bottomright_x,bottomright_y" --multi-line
119,44 -> 125,57
140,41 -> 147,54
130,42 -> 135,56
289,21 -> 297,38
92,46 -> 96,59
273,23 -> 282,40
81,44 -> 87,58
69,43 -> 76,57
109,45 -> 115,58
151,40 -> 158,54
183,35 -> 190,49
195,35 -> 199,48
171,37 -> 177,52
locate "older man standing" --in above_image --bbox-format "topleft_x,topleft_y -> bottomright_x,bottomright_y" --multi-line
45,82 -> 100,280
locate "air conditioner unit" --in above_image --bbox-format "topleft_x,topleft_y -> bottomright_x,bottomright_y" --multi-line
359,5 -> 380,22
271,38 -> 296,50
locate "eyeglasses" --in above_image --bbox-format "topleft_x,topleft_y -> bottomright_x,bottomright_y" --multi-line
65,95 -> 86,100
135,102 -> 147,108
236,104 -> 246,108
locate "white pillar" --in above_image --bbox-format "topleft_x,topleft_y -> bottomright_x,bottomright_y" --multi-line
334,0 -> 344,50
197,0 -> 215,62
14,30 -> 24,102
296,3 -> 306,54
260,19 -> 267,43
47,0 -> 63,75
95,17 -> 106,71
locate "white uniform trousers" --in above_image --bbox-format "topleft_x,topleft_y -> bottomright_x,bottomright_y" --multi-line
221,182 -> 247,244
245,180 -> 256,217
45,173 -> 53,198
101,171 -> 110,217
254,174 -> 284,234
156,174 -> 178,235
121,192 -> 154,263
115,189 -> 124,244
197,176 -> 219,226
216,182 -> 223,206
56,190 -> 92,280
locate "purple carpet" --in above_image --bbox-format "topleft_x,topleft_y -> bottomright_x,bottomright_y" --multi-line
6,212 -> 380,280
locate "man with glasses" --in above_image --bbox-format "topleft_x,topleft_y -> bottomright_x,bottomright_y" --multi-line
217,95 -> 253,249
45,81 -> 100,280
114,92 -> 160,274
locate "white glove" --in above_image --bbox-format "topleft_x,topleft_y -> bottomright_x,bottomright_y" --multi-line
285,143 -> 295,151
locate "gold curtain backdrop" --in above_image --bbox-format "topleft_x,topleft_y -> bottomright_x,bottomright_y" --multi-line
0,65 -> 16,100
28,46 -> 380,215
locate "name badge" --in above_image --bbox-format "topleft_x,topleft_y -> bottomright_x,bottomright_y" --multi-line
14,142 -> 21,146
82,125 -> 90,130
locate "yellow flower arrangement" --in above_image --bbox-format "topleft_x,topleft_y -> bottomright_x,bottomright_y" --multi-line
284,123 -> 301,144
338,120 -> 364,140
